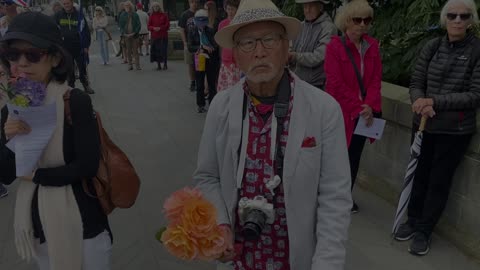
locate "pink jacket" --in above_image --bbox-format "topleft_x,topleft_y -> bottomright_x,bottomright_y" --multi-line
324,34 -> 382,146
218,19 -> 235,66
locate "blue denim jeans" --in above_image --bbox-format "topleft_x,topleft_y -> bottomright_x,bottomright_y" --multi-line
96,30 -> 109,64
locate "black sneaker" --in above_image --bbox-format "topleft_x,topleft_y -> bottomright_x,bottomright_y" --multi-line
408,232 -> 431,256
394,223 -> 416,241
0,184 -> 8,198
190,81 -> 196,92
351,202 -> 359,214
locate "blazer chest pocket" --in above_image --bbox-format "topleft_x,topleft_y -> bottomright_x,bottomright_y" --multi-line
292,145 -> 322,196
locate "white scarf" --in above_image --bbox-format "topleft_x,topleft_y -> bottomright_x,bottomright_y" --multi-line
13,81 -> 83,270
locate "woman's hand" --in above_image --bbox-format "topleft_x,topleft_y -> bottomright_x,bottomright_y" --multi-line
412,98 -> 434,114
4,118 -> 31,140
360,104 -> 374,127
420,105 -> 436,118
206,46 -> 214,54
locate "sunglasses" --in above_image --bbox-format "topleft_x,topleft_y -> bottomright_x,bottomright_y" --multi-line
352,17 -> 373,25
1,48 -> 49,63
446,13 -> 472,21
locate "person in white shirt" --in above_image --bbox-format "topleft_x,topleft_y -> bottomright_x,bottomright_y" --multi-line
136,2 -> 149,55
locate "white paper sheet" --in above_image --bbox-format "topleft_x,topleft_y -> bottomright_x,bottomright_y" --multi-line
354,117 -> 386,140
6,103 -> 57,177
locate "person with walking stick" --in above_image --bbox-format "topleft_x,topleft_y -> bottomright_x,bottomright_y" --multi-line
394,0 -> 480,256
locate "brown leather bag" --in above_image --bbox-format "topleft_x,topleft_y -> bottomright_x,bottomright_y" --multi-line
64,90 -> 140,215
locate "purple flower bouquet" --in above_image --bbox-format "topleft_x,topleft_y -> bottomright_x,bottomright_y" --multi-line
0,76 -> 47,107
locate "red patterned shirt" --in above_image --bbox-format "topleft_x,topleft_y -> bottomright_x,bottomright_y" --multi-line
234,74 -> 294,270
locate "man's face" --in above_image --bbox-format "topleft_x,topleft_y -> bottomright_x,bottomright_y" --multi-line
233,21 -> 289,84
303,2 -> 323,21
62,0 -> 73,12
125,3 -> 132,12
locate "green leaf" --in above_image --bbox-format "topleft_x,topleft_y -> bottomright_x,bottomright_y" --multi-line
155,227 -> 167,243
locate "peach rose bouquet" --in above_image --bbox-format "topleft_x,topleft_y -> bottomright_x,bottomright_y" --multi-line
156,187 -> 232,261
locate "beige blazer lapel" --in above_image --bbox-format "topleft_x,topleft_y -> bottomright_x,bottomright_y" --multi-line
283,77 -> 309,192
228,81 -> 245,179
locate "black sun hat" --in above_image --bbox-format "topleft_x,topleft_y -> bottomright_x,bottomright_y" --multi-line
1,12 -> 64,49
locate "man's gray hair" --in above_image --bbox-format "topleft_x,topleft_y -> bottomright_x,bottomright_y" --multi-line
440,0 -> 479,27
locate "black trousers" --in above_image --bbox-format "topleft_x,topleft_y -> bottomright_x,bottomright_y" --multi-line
196,58 -> 219,107
68,49 -> 89,88
348,133 -> 367,191
407,130 -> 472,236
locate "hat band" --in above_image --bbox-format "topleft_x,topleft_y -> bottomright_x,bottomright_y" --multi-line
231,8 -> 287,25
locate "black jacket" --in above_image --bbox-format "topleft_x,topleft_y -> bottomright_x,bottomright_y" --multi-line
410,33 -> 480,134
54,8 -> 91,51
187,24 -> 219,61
0,89 -> 110,243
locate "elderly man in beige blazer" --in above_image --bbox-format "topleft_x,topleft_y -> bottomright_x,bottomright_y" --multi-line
193,0 -> 352,269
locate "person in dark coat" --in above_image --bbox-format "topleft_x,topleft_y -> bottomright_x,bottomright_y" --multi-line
54,0 -> 94,94
394,0 -> 480,256
188,8 -> 219,113
0,12 -> 111,269
148,1 -> 170,70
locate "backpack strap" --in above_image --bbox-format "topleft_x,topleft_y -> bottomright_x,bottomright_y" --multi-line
341,36 -> 366,100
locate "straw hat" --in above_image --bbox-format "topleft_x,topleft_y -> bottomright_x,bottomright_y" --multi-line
295,0 -> 330,3
214,0 -> 301,48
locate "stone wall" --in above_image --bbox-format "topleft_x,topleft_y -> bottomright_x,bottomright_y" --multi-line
167,28 -> 186,61
357,82 -> 480,260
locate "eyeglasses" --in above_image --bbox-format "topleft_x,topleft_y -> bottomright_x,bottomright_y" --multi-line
352,17 -> 373,25
1,48 -> 49,63
235,33 -> 285,53
446,13 -> 472,21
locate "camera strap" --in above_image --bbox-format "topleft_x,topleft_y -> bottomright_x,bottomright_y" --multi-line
236,71 -> 291,189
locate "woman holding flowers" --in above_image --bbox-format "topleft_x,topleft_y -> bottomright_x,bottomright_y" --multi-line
0,12 -> 112,270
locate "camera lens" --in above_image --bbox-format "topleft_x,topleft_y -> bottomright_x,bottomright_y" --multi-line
241,209 -> 267,241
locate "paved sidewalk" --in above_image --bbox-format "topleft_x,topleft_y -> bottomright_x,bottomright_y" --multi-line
0,47 -> 479,270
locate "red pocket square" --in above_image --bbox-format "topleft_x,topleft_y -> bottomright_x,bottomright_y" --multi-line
302,137 -> 317,148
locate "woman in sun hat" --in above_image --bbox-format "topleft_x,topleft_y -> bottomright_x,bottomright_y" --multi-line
0,12 -> 112,270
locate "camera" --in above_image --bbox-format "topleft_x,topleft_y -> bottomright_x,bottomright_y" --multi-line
238,196 -> 275,240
